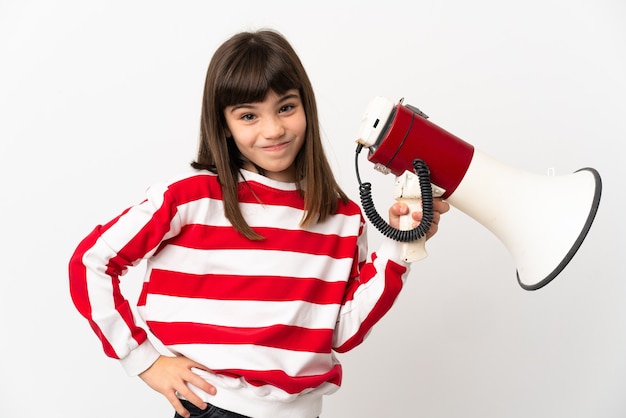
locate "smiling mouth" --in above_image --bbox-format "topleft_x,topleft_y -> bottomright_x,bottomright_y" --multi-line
262,141 -> 290,151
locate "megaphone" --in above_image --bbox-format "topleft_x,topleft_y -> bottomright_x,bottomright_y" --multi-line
355,97 -> 602,291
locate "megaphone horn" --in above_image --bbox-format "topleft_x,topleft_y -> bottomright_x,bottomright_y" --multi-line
356,96 -> 602,290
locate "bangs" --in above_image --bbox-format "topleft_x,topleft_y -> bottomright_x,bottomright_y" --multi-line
218,44 -> 301,107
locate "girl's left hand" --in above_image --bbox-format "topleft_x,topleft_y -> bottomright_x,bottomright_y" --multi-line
388,198 -> 450,240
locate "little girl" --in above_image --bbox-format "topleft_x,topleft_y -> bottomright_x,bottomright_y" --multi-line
69,29 -> 449,418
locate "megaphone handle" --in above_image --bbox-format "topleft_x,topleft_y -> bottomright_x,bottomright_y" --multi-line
397,196 -> 428,262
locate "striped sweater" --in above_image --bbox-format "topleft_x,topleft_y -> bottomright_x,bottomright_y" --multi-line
69,169 -> 410,418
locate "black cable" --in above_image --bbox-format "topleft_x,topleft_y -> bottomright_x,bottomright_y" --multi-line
355,145 -> 434,242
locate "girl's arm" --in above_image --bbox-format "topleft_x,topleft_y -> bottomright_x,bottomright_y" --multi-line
333,199 -> 448,352
68,183 -> 178,375
70,179 -> 220,418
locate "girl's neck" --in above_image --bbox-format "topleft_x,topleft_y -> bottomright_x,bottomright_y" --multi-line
241,161 -> 297,183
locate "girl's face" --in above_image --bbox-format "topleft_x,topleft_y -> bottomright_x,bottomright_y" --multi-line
224,89 -> 306,183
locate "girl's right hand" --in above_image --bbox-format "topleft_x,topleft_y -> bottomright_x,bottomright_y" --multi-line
139,355 -> 217,418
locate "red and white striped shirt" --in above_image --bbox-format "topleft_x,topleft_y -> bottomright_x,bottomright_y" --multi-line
69,169 -> 410,418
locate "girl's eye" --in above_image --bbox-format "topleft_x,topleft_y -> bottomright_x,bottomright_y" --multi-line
241,113 -> 256,121
279,104 -> 295,113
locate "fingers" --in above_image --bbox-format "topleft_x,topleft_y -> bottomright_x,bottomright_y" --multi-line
168,393 -> 191,418
389,202 -> 409,217
173,385 -> 206,417
183,370 -> 217,401
433,198 -> 451,214
388,202 -> 409,229
139,356 -> 216,418
388,198 -> 448,235
392,198 -> 449,217
426,198 -> 448,239
186,361 -> 217,397
174,361 -> 216,411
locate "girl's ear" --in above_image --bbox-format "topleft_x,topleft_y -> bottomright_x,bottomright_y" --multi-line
224,127 -> 232,137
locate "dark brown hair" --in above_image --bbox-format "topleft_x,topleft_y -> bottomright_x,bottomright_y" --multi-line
192,29 -> 348,240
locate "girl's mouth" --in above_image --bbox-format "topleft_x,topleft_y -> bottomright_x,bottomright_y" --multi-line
262,141 -> 290,151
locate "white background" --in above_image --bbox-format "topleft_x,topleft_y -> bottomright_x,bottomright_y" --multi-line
1,1 -> 624,417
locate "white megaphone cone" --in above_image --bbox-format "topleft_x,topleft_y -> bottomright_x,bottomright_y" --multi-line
356,96 -> 602,290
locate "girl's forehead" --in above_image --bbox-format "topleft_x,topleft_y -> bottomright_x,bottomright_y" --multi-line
223,85 -> 301,108
227,89 -> 301,109
219,63 -> 301,103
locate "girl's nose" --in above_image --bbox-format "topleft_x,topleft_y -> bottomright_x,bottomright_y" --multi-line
262,116 -> 285,139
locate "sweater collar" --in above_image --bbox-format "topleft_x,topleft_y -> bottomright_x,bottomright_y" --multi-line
238,168 -> 300,191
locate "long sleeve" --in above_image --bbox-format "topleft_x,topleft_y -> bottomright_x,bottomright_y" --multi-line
332,223 -> 410,353
68,182 -> 180,375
